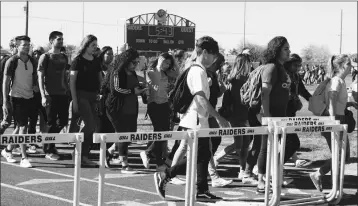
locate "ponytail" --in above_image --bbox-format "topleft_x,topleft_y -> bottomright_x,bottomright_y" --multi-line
326,55 -> 335,79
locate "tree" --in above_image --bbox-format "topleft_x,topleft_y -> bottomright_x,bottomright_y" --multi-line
301,44 -> 331,66
237,39 -> 265,63
228,48 -> 239,55
0,45 -> 2,49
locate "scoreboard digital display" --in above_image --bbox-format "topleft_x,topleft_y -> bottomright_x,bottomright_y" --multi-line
126,24 -> 195,52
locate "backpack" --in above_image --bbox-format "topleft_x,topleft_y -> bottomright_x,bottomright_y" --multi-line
1,55 -> 12,86
240,65 -> 266,114
308,78 -> 330,116
218,84 -> 234,119
42,52 -> 69,84
168,64 -> 203,115
5,55 -> 37,88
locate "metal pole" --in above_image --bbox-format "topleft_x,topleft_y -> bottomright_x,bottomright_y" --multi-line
82,2 -> 85,38
243,1 -> 246,48
339,9 -> 343,54
25,1 -> 29,36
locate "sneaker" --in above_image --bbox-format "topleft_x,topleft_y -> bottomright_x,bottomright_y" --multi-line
211,177 -> 233,188
12,147 -> 21,156
45,153 -> 60,161
140,151 -> 150,169
121,166 -> 138,174
283,177 -> 294,186
196,191 -> 223,202
154,172 -> 169,199
1,149 -> 17,163
27,145 -> 38,154
169,177 -> 186,185
111,157 -> 123,165
20,158 -> 32,168
242,176 -> 258,185
105,150 -> 113,168
238,170 -> 245,181
309,172 -> 323,192
81,156 -> 97,166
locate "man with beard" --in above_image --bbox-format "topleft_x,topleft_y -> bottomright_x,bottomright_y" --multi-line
37,31 -> 70,161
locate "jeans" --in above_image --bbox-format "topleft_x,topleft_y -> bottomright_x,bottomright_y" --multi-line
106,110 -> 137,157
43,95 -> 69,154
165,127 -> 211,193
146,102 -> 170,165
77,91 -> 98,157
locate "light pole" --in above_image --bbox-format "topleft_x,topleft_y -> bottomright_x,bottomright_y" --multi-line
24,1 -> 29,36
82,2 -> 85,38
339,9 -> 343,54
243,1 -> 246,48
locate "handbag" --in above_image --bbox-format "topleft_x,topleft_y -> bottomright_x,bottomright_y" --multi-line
344,109 -> 356,133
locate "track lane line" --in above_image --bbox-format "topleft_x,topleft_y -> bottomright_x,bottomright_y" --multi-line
1,183 -> 92,206
1,161 -> 206,204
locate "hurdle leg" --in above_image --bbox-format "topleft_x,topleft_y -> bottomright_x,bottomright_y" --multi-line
335,125 -> 348,204
98,135 -> 106,206
185,136 -> 193,206
73,136 -> 82,206
189,131 -> 199,206
269,128 -> 280,206
264,132 -> 273,206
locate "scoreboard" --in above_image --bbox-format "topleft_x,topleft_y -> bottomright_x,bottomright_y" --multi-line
126,24 -> 195,52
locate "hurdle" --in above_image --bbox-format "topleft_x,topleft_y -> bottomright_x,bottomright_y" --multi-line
93,130 -> 193,206
262,116 -> 347,206
195,126 -> 274,205
0,133 -> 84,206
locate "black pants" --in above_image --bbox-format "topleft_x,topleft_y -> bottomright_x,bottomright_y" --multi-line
245,109 -> 300,174
165,126 -> 211,194
43,95 -> 70,154
146,102 -> 170,165
106,109 -> 137,156
28,92 -> 47,134
209,117 -> 222,154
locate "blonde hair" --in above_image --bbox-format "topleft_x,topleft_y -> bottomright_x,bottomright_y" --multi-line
326,54 -> 349,78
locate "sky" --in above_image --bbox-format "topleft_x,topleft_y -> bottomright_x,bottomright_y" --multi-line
1,1 -> 357,56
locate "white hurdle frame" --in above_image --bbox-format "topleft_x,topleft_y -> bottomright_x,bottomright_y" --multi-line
262,116 -> 348,206
194,126 -> 273,205
93,130 -> 192,206
0,133 -> 83,206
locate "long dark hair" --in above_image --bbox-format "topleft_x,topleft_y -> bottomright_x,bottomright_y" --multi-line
149,52 -> 175,70
262,36 -> 288,64
101,48 -> 139,93
75,34 -> 97,58
227,54 -> 251,81
99,46 -> 113,63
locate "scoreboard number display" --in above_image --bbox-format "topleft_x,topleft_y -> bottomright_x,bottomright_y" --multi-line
126,24 -> 195,52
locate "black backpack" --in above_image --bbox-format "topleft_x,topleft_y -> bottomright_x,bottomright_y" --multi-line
168,64 -> 203,115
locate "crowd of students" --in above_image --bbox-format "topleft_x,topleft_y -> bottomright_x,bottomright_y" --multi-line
0,32 -> 357,202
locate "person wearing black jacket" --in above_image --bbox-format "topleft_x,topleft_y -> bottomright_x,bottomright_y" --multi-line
102,48 -> 147,173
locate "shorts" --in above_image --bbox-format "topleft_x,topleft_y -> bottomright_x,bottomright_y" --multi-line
10,96 -> 35,127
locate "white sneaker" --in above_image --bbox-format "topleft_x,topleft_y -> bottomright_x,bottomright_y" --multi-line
211,177 -> 233,188
242,176 -> 258,185
1,149 -> 17,163
121,166 -> 138,174
45,153 -> 60,161
170,177 -> 186,185
20,158 -> 32,168
12,147 -> 21,156
238,170 -> 245,181
27,145 -> 38,154
140,151 -> 150,169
